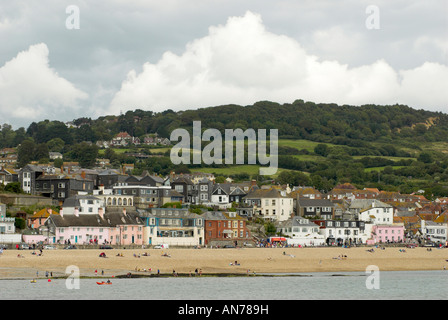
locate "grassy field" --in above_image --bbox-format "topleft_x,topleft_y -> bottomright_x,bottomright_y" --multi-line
96,138 -> 434,178
197,165 -> 284,177
352,155 -> 416,161
278,139 -> 338,152
364,166 -> 407,172
98,147 -> 171,155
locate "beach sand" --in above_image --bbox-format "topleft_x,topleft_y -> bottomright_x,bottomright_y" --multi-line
1,247 -> 447,279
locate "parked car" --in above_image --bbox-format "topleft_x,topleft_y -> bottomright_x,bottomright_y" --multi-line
154,244 -> 169,249
64,245 -> 77,250
19,243 -> 30,250
99,245 -> 113,249
43,245 -> 57,250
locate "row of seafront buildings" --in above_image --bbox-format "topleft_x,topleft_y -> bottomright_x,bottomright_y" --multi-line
1,164 -> 448,247
23,200 -> 251,248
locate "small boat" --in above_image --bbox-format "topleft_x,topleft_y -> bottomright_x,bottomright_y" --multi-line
96,281 -> 112,285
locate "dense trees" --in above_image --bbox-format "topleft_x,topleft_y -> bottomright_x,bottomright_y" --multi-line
3,100 -> 448,197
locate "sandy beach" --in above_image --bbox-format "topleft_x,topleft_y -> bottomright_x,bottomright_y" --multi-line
1,247 -> 447,279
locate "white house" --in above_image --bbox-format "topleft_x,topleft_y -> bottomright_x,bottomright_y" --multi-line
278,217 -> 325,246
0,203 -> 21,243
421,220 -> 447,244
318,220 -> 369,245
357,200 -> 394,225
62,194 -> 105,215
139,208 -> 205,247
244,188 -> 294,222
211,183 -> 231,208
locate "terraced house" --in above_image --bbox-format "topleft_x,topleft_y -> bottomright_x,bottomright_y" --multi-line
138,207 -> 204,247
202,211 -> 251,246
243,187 -> 294,222
44,207 -> 144,245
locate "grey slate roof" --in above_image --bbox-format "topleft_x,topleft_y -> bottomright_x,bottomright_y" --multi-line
63,195 -> 101,208
47,208 -> 143,228
297,198 -> 335,207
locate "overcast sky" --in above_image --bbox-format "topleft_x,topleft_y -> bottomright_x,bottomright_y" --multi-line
1,0 -> 447,129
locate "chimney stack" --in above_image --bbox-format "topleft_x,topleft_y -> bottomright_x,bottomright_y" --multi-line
60,208 -> 63,218
123,208 -> 127,216
98,207 -> 104,219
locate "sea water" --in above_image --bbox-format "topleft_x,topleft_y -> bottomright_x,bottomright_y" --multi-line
1,270 -> 447,300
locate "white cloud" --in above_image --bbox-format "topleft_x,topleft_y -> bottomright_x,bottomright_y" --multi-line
109,11 -> 448,115
0,43 -> 88,122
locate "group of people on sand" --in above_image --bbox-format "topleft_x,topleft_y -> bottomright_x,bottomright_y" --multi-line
135,266 -> 152,272
332,254 -> 348,260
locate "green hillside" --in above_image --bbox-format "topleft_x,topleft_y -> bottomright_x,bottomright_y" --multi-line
2,100 -> 448,198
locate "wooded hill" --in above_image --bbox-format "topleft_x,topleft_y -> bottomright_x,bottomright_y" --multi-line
2,100 -> 448,197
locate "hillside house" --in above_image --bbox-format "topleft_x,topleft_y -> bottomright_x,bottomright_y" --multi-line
296,198 -> 335,220
243,188 -> 293,222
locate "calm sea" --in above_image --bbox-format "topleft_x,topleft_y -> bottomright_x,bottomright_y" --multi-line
1,270 -> 447,301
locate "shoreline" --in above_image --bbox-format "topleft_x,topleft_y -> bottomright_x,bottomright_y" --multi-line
1,247 -> 447,280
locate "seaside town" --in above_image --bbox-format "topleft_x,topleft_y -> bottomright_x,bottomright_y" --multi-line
1,136 -> 447,251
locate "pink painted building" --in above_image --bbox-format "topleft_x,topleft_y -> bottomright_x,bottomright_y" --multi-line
28,208 -> 58,229
106,208 -> 144,245
371,224 -> 405,243
44,208 -> 144,245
